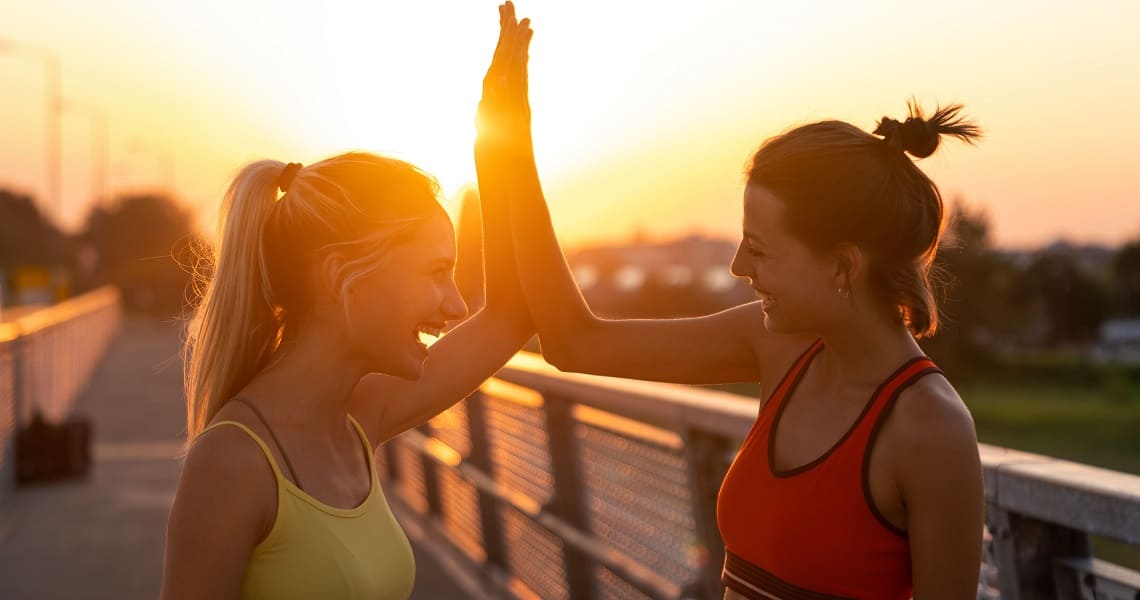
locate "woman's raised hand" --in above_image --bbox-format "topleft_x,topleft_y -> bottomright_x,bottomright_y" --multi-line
476,1 -> 534,165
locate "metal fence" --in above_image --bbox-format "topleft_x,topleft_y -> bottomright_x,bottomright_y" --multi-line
382,352 -> 1140,599
0,287 -> 122,502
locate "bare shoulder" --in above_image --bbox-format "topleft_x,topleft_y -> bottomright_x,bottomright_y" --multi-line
886,374 -> 981,478
174,421 -> 277,543
894,375 -> 977,444
183,422 -> 276,488
162,422 -> 277,598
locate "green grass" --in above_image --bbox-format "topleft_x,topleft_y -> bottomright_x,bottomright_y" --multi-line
958,382 -> 1140,475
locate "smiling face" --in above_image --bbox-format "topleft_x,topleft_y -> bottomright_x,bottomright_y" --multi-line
730,184 -> 847,334
338,211 -> 468,379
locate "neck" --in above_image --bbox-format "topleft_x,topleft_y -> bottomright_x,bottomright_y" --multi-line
815,308 -> 924,389
242,321 -> 368,437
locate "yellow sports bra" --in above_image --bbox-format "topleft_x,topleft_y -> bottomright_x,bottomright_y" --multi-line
199,414 -> 415,600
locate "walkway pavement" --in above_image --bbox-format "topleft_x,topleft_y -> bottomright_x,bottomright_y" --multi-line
0,316 -> 465,599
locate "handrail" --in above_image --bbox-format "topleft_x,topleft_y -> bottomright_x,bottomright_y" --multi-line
0,287 -> 120,342
500,353 -> 758,439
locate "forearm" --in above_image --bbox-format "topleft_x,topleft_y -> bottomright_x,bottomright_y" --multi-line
502,150 -> 599,350
475,159 -> 530,319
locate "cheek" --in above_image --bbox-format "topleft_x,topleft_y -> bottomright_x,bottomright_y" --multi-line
342,274 -> 406,335
765,261 -> 833,310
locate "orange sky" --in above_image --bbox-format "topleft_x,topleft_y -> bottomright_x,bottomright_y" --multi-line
1,0 -> 1138,249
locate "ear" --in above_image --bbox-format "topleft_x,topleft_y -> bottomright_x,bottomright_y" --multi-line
318,252 -> 350,304
830,243 -> 864,291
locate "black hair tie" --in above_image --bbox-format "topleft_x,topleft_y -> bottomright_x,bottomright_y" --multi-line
278,162 -> 303,194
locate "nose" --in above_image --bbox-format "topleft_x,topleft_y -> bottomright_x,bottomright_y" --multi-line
730,242 -> 750,279
441,277 -> 468,322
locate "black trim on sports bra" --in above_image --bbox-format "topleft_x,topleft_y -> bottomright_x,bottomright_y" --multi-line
769,354 -> 929,479
860,364 -> 943,539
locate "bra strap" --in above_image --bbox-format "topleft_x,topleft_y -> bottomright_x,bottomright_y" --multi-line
231,397 -> 304,491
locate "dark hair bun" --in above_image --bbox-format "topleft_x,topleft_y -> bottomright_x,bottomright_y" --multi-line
874,101 -> 982,159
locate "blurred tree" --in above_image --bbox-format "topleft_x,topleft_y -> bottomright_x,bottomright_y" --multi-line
923,202 -> 1020,374
0,189 -> 65,269
78,194 -> 197,315
1015,249 -> 1110,345
1111,241 -> 1140,317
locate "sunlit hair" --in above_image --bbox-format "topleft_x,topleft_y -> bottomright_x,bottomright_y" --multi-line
747,101 -> 981,338
182,152 -> 444,439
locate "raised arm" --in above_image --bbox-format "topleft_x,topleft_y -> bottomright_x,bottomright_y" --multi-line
351,8 -> 535,445
480,4 -> 769,385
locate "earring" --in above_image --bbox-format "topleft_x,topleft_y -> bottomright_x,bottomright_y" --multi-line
837,286 -> 850,300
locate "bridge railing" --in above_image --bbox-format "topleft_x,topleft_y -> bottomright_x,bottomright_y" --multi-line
0,287 -> 122,501
381,352 -> 1140,600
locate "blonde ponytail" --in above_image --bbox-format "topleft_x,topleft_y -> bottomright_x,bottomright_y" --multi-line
183,160 -> 285,439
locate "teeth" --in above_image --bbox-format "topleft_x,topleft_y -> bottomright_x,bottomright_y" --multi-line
415,325 -> 442,347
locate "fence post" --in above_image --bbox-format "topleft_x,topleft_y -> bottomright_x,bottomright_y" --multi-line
987,505 -> 1090,599
681,428 -> 731,599
382,442 -> 401,481
542,392 -> 596,599
464,391 -> 507,570
11,336 -> 26,434
418,423 -> 443,516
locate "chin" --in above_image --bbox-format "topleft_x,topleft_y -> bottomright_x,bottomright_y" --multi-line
398,348 -> 430,381
763,313 -> 807,336
383,358 -> 425,381
365,348 -> 425,381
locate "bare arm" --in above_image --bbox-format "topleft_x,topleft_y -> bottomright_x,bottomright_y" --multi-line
482,6 -> 769,384
352,5 -> 534,446
161,428 -> 275,600
896,384 -> 985,599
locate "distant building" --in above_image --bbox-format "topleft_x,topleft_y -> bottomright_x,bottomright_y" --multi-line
1000,241 -> 1115,274
565,235 -> 755,318
1092,318 -> 1140,365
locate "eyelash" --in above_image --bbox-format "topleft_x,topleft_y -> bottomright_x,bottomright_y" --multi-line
747,246 -> 766,258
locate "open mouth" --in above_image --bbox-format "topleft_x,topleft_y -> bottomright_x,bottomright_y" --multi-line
414,323 -> 444,351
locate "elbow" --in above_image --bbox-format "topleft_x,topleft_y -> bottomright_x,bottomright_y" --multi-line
536,320 -> 595,373
530,305 -> 599,372
539,336 -> 579,372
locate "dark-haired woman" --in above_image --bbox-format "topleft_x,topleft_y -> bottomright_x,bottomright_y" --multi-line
480,10 -> 985,598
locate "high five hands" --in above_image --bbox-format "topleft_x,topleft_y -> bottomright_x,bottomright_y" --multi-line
475,2 -> 534,172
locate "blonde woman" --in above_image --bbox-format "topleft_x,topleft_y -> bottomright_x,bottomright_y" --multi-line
159,8 -> 533,599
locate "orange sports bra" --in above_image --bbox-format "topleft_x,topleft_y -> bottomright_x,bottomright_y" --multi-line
717,339 -> 941,599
